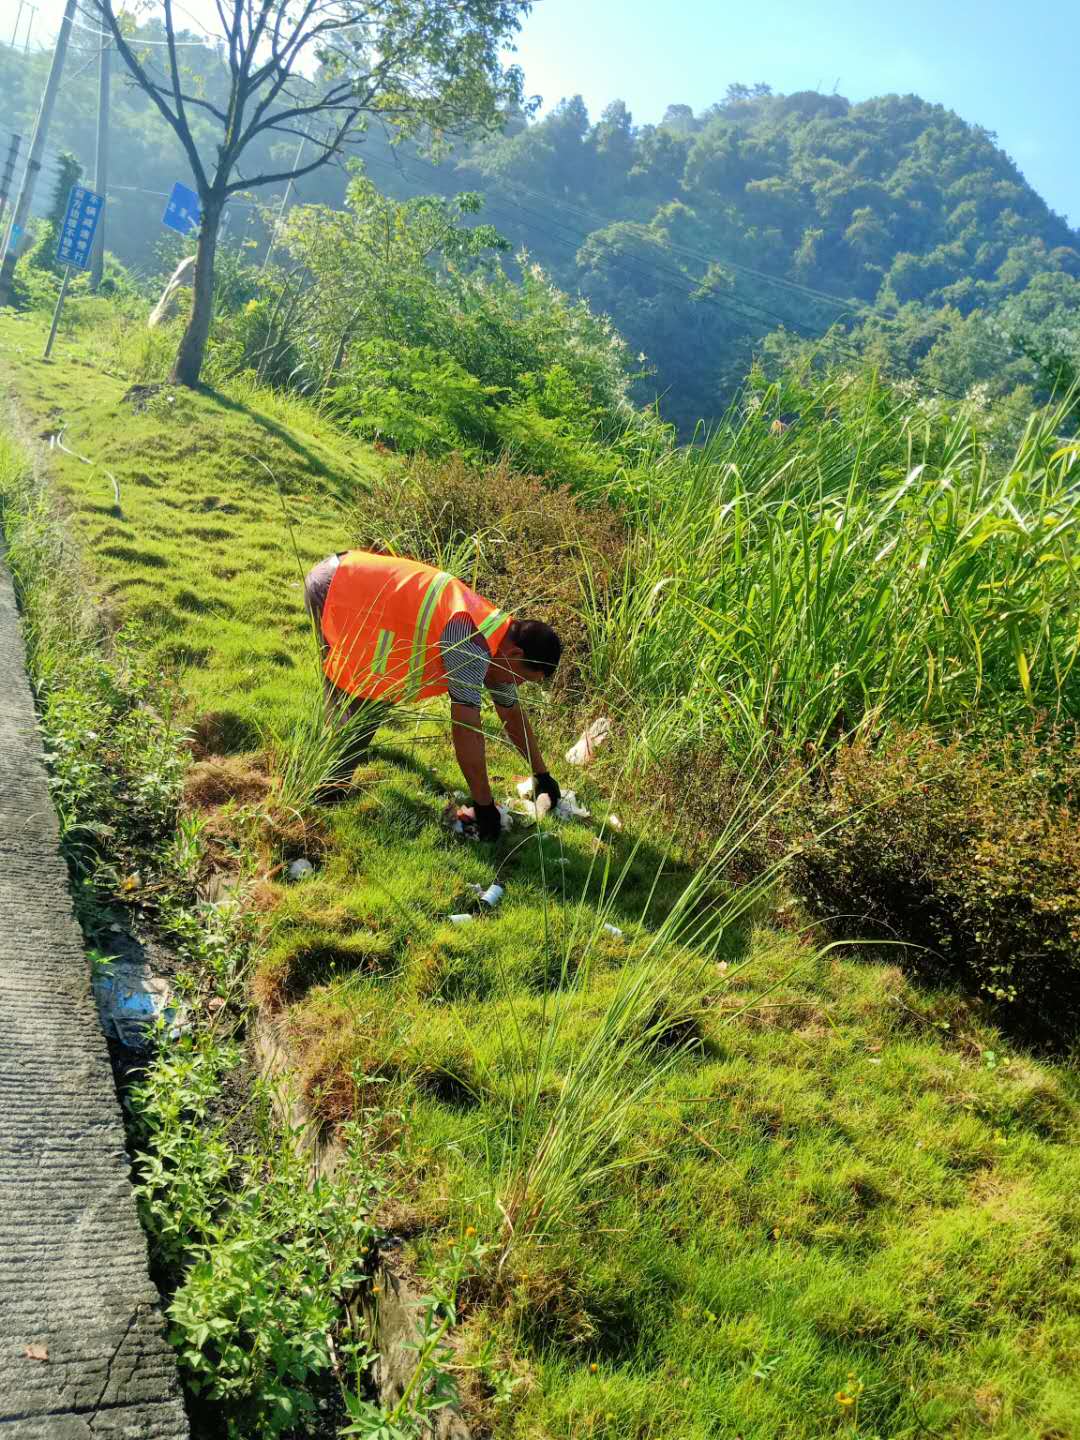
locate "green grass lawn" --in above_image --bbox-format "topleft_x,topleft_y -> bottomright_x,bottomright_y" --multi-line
3,305 -> 1079,1440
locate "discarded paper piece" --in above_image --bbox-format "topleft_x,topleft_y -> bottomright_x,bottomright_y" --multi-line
565,717 -> 612,767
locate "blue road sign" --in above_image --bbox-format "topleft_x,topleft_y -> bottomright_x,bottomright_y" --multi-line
55,184 -> 104,271
162,181 -> 201,236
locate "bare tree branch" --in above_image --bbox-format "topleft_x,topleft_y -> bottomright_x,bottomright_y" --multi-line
87,0 -> 209,191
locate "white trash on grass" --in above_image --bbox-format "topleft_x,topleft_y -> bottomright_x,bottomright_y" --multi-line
288,858 -> 315,881
565,717 -> 612,767
513,789 -> 591,822
466,881 -> 505,909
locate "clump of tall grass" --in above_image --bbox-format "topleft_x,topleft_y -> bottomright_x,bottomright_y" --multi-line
584,372 -> 1080,771
474,742 -> 820,1261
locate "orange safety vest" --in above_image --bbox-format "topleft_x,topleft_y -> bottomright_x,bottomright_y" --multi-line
321,551 -> 513,703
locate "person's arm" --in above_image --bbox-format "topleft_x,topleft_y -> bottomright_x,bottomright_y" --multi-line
450,702 -> 493,805
494,701 -> 548,776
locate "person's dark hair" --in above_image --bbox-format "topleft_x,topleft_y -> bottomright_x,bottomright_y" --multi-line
509,619 -> 562,677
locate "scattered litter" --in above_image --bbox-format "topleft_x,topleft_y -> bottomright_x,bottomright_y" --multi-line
602,923 -> 624,938
94,959 -> 186,1049
516,776 -> 536,799
565,717 -> 612,767
452,803 -> 513,839
478,883 -> 505,908
448,913 -> 474,925
288,858 -> 315,881
606,814 -> 623,831
49,423 -> 122,510
24,1345 -> 48,1363
557,792 -> 591,819
512,789 -> 592,823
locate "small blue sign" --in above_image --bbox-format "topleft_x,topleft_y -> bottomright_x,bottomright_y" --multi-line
55,184 -> 104,270
162,181 -> 201,236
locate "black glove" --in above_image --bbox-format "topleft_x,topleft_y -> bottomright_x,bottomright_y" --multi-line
472,801 -> 502,842
534,772 -> 561,806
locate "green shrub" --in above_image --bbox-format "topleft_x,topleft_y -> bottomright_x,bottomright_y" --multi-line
327,339 -> 501,453
795,727 -> 1080,1040
131,1036 -> 378,1437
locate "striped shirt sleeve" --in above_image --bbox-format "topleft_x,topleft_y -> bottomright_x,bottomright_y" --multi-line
439,613 -> 518,709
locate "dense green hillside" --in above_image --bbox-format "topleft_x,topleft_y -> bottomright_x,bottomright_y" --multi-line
452,88 -> 1080,428
5,28 -> 1079,430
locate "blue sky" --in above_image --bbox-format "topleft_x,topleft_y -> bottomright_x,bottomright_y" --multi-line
509,0 -> 1080,228
10,0 -> 1078,227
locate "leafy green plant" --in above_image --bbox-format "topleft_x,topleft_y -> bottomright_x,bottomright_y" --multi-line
131,1036 -> 382,1436
583,372 -> 1079,779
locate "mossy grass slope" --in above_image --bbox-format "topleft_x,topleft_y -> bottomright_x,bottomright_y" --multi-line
3,305 -> 1078,1440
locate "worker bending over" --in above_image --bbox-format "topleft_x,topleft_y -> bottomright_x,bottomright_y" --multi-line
304,550 -> 562,841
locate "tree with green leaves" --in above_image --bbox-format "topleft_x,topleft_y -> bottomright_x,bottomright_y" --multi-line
88,0 -> 535,387
282,174 -> 510,385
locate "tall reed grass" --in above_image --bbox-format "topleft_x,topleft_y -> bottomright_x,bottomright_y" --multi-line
584,373 -> 1080,769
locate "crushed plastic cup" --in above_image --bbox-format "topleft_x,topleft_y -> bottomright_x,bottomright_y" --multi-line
556,791 -> 591,819
516,777 -> 536,799
602,923 -> 624,938
448,913 -> 474,925
565,717 -> 612,767
478,883 -> 505,908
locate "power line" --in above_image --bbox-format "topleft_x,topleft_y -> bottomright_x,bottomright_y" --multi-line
71,15 -> 210,47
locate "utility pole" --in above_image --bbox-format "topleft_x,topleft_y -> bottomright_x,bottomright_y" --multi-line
0,134 -> 21,227
90,32 -> 110,289
261,134 -> 306,271
0,0 -> 77,306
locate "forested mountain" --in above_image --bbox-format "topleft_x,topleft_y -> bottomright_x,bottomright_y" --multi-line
452,88 -> 1080,428
4,26 -> 1078,430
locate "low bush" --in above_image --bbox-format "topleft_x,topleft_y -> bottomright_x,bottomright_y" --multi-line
349,452 -> 627,686
795,727 -> 1080,1041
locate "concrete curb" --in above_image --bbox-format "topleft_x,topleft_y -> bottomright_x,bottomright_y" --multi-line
0,548 -> 188,1438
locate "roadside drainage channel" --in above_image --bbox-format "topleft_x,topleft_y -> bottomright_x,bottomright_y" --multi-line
253,1017 -> 472,1440
0,549 -> 188,1438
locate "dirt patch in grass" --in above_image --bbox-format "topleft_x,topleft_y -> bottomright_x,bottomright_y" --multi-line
184,753 -> 271,810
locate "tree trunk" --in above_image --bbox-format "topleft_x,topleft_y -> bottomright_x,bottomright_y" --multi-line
170,192 -> 223,388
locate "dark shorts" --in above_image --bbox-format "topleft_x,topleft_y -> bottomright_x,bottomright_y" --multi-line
303,552 -> 344,655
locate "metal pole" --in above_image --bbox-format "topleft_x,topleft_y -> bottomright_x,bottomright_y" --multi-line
0,135 -> 21,225
43,264 -> 72,358
10,0 -> 24,49
0,0 -> 78,305
90,33 -> 110,289
261,135 -> 305,271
